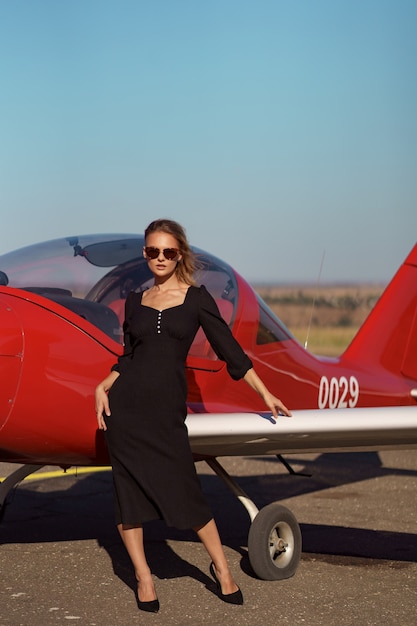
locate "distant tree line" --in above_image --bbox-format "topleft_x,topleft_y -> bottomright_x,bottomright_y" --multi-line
263,291 -> 380,310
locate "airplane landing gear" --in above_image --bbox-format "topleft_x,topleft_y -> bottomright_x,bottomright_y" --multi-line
206,458 -> 301,581
248,502 -> 301,580
0,464 -> 43,521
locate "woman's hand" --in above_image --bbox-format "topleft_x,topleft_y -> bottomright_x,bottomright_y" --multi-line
243,368 -> 292,420
94,371 -> 119,431
95,384 -> 110,431
262,390 -> 292,419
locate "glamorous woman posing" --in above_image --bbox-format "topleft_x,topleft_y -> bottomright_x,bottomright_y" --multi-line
95,218 -> 291,613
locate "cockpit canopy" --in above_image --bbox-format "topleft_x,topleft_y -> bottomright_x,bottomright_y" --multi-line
0,234 -> 294,352
0,235 -> 238,345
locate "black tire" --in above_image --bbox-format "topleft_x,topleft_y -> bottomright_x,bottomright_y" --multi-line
248,502 -> 302,580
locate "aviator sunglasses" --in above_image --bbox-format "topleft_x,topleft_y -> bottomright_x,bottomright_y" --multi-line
144,246 -> 180,260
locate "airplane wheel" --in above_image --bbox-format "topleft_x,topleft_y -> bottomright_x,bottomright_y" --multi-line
248,502 -> 302,580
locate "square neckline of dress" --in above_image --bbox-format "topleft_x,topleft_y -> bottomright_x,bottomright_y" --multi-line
139,285 -> 193,313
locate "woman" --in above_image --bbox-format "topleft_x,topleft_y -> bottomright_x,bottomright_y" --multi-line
95,219 -> 291,613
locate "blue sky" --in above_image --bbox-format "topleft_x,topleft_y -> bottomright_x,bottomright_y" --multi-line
1,0 -> 416,283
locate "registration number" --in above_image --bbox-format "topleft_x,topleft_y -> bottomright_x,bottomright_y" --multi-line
318,375 -> 359,409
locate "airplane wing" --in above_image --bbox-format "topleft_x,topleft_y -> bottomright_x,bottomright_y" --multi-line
186,406 -> 417,457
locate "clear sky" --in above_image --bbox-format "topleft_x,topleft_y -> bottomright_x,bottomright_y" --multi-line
1,0 -> 416,284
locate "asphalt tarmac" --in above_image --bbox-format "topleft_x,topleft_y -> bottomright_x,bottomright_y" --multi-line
0,450 -> 416,626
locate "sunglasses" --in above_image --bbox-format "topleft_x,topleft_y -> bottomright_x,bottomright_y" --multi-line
144,246 -> 180,260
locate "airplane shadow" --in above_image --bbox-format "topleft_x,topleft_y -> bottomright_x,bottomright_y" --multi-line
246,450 -> 417,506
0,451 -> 416,590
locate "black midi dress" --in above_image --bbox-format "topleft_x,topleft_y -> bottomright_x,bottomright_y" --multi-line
104,285 -> 252,529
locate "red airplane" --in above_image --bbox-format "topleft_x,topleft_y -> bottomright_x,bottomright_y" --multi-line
1,234 -> 416,581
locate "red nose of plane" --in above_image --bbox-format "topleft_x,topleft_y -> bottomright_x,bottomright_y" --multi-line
0,296 -> 23,429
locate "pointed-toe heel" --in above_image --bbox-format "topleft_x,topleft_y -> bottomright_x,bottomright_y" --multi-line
137,598 -> 160,613
209,562 -> 243,605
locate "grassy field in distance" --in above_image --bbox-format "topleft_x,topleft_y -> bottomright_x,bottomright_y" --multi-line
289,325 -> 359,356
253,283 -> 385,357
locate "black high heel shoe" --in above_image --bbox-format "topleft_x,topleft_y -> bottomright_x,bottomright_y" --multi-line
137,598 -> 160,613
209,562 -> 243,605
136,584 -> 160,613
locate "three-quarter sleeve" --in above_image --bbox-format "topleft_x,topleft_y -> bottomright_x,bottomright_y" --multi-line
111,291 -> 135,374
198,285 -> 252,380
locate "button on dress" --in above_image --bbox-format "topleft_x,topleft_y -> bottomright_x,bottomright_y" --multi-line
104,285 -> 252,529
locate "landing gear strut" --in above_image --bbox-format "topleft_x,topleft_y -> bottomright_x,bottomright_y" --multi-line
0,464 -> 43,521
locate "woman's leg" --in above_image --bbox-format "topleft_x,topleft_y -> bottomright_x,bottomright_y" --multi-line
194,518 -> 240,595
118,523 -> 157,602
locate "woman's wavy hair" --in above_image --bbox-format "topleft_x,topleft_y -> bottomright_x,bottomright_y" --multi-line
144,218 -> 197,285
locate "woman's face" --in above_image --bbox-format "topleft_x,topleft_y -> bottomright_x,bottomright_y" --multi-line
143,231 -> 182,280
